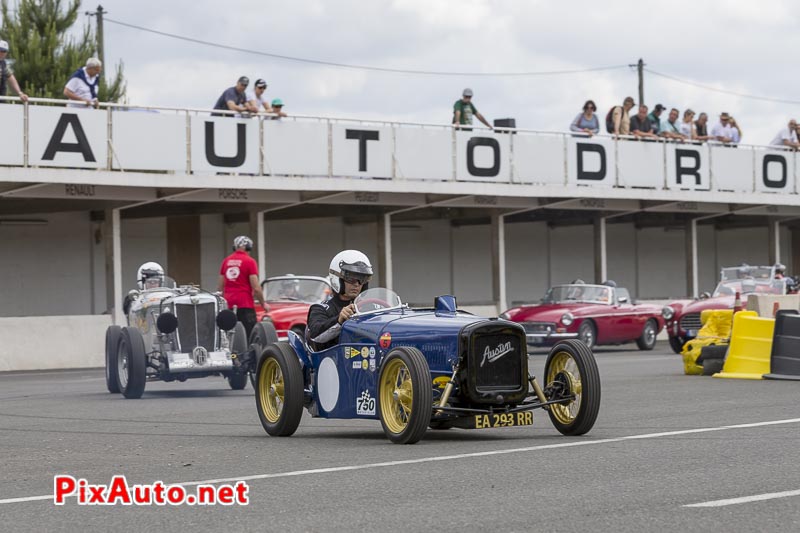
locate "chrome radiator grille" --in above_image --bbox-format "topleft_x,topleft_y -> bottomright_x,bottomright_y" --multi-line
176,303 -> 216,352
679,313 -> 703,332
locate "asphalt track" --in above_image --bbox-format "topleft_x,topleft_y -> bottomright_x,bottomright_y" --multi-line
1,342 -> 799,532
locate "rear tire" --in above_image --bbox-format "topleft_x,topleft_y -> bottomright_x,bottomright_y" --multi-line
228,322 -> 248,390
635,319 -> 658,351
544,339 -> 601,436
117,327 -> 147,399
255,342 -> 304,437
377,346 -> 431,444
105,325 -> 122,393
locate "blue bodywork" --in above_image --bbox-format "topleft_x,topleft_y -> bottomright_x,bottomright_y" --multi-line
287,297 -> 485,421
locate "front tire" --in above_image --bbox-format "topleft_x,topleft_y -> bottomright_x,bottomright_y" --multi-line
228,322 -> 248,390
544,339 -> 601,436
105,325 -> 122,393
117,327 -> 147,399
577,321 -> 596,350
377,346 -> 431,444
635,319 -> 658,351
255,342 -> 304,437
668,336 -> 685,354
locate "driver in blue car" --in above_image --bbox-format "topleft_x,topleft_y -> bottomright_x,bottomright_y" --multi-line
307,250 -> 373,351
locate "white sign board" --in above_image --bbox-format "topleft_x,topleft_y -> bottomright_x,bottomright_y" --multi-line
190,116 -> 259,174
455,131 -> 511,182
0,105 -> 24,166
710,145 -> 753,193
28,107 -> 108,169
394,127 -> 452,181
514,134 -> 565,185
264,120 -> 329,176
665,143 -> 710,191
112,112 -> 186,172
331,125 -> 393,179
617,141 -> 663,188
567,137 -> 616,188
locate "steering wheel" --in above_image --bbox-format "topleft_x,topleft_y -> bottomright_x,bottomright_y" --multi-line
356,298 -> 391,312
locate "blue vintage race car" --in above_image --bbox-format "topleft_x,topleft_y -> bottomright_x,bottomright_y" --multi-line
254,288 -> 601,444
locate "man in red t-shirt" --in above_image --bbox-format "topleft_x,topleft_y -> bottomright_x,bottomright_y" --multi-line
217,235 -> 267,338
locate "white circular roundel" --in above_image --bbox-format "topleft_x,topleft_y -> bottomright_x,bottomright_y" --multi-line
317,357 -> 339,413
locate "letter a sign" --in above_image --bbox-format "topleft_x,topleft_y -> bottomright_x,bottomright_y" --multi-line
28,107 -> 107,168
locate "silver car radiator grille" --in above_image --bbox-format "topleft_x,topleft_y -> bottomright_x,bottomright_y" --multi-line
679,313 -> 702,332
176,303 -> 216,352
521,322 -> 556,334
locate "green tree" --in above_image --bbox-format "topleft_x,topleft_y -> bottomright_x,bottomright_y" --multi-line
0,0 -> 125,102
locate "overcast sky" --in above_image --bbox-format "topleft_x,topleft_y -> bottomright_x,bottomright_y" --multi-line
6,0 -> 800,144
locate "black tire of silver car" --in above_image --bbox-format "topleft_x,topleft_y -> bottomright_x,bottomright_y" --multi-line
255,342 -> 304,437
578,321 -> 596,350
227,322 -> 249,390
117,327 -> 147,399
249,321 -> 279,387
377,346 -> 432,445
105,325 -> 123,394
668,336 -> 684,354
545,339 -> 601,436
428,420 -> 454,430
635,319 -> 658,351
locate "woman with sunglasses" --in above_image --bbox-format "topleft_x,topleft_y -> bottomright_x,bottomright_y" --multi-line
570,100 -> 600,137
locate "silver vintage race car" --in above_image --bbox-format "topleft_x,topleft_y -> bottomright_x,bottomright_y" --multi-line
103,262 -> 273,399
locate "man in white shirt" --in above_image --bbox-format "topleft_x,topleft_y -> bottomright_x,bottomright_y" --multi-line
245,79 -> 272,114
63,58 -> 102,109
709,112 -> 733,143
770,120 -> 800,149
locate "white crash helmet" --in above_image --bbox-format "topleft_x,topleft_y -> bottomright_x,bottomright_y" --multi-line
233,235 -> 253,251
328,250 -> 373,293
137,262 -> 165,290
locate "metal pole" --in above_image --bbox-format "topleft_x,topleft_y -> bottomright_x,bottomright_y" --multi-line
384,213 -> 393,290
637,58 -> 644,105
96,5 -> 106,68
257,211 -> 266,280
112,208 -> 123,325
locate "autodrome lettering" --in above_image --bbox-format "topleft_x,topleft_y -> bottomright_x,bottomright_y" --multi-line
480,341 -> 514,367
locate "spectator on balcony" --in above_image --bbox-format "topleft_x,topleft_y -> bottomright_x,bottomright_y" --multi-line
710,112 -> 734,143
63,57 -> 102,109
647,103 -> 667,135
212,76 -> 250,117
269,98 -> 287,119
770,120 -> 800,149
606,96 -> 635,136
660,108 -> 688,141
569,100 -> 599,136
694,112 -> 713,142
680,109 -> 697,140
0,40 -> 29,103
245,78 -> 272,114
630,105 -> 659,140
452,88 -> 492,130
728,116 -> 742,144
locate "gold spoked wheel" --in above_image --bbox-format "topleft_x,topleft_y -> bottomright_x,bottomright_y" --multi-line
377,346 -> 432,444
259,358 -> 285,423
255,343 -> 304,437
379,358 -> 413,435
544,339 -> 601,436
546,351 -> 583,425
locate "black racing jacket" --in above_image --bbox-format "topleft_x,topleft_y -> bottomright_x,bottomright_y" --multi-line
307,294 -> 351,351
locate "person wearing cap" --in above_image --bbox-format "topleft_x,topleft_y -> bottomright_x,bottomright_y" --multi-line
710,112 -> 734,143
659,108 -> 687,141
63,57 -> 102,108
212,76 -> 250,117
0,40 -> 28,103
770,119 -> 800,149
647,103 -> 666,135
268,98 -> 287,119
452,88 -> 492,130
245,78 -> 272,114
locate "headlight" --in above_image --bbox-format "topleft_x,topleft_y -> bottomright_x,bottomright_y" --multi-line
561,312 -> 574,326
662,306 -> 675,320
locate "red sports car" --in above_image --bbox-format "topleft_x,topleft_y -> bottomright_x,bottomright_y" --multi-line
500,283 -> 664,350
255,275 -> 333,340
662,265 -> 787,353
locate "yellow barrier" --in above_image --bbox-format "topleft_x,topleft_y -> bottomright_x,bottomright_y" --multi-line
713,311 -> 773,380
681,309 -> 735,375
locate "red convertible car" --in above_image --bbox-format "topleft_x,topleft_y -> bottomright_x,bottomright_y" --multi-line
499,283 -> 664,350
255,275 -> 333,340
662,265 -> 787,353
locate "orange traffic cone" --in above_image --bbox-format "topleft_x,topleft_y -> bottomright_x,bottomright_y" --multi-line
733,291 -> 743,313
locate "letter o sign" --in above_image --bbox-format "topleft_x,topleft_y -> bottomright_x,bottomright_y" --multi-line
467,137 -> 500,177
762,154 -> 787,189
